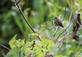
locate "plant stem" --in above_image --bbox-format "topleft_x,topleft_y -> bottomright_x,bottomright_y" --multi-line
14,0 -> 35,33
0,44 -> 10,51
14,0 -> 41,41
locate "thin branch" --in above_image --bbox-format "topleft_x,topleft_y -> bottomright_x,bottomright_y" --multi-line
14,0 -> 35,33
13,0 -> 41,41
57,32 -> 67,48
31,41 -> 35,50
53,27 -> 59,37
0,44 -> 10,51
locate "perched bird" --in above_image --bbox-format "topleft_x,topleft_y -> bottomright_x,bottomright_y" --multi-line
73,13 -> 81,32
76,13 -> 81,25
72,13 -> 81,41
54,17 -> 64,27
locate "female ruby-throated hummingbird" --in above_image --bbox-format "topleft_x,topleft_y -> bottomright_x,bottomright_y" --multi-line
54,17 -> 64,27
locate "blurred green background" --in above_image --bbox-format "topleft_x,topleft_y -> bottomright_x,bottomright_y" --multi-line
0,0 -> 82,57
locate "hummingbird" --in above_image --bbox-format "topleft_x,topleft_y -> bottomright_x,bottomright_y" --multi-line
54,17 -> 64,27
76,13 -> 81,25
73,13 -> 81,32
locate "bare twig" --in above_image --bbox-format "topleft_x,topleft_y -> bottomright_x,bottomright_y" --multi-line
57,32 -> 67,48
14,0 -> 35,33
0,44 -> 10,51
53,27 -> 59,37
13,0 -> 41,41
31,41 -> 35,50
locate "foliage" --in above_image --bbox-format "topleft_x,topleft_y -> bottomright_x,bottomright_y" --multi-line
0,0 -> 82,57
